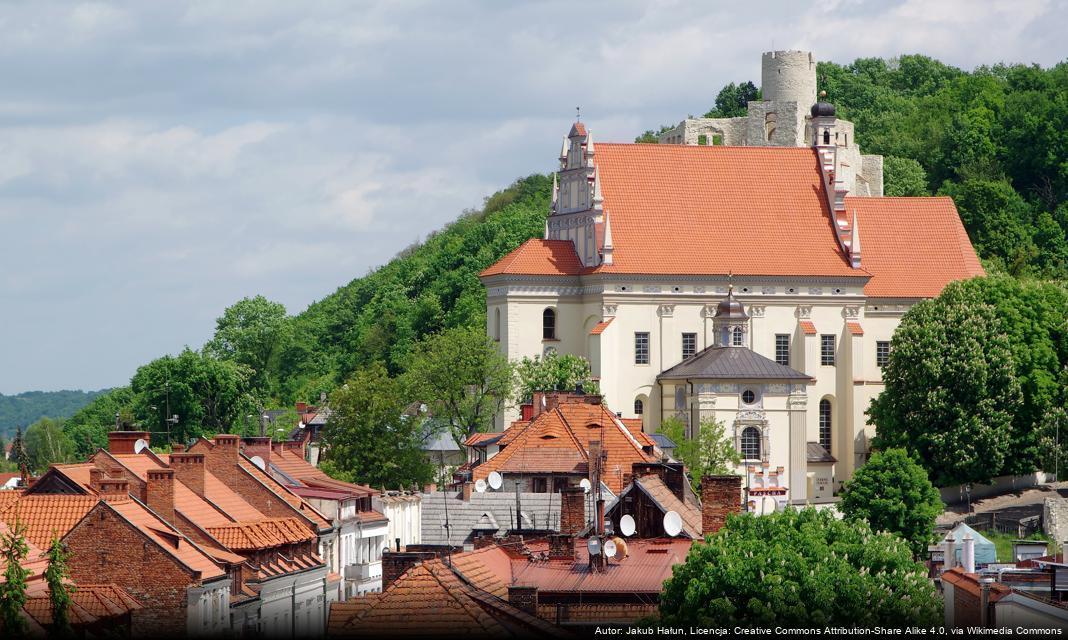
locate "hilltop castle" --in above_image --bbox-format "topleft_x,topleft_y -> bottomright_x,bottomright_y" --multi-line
479,50 -> 982,505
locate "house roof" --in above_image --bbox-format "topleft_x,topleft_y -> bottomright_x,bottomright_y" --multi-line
480,144 -> 983,299
102,498 -> 227,581
847,196 -> 983,298
327,559 -> 562,638
205,518 -> 316,551
806,442 -> 836,463
658,345 -> 813,381
649,433 -> 677,450
0,494 -> 98,548
628,475 -> 702,539
471,400 -> 657,494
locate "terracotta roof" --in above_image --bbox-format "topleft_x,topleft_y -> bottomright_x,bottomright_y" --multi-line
481,144 -> 981,300
537,602 -> 658,624
464,432 -> 504,447
205,517 -> 316,551
941,567 -> 1012,600
620,419 -> 653,447
472,400 -> 656,494
479,239 -> 587,277
0,494 -> 98,548
329,559 -> 561,637
589,318 -> 614,335
25,583 -> 142,627
847,196 -> 984,298
103,499 -> 226,580
799,320 -> 817,335
0,519 -> 49,578
846,321 -> 864,335
630,475 -> 702,538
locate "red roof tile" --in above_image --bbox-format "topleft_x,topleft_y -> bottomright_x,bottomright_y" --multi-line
479,239 -> 587,277
0,494 -> 98,548
846,321 -> 864,335
847,197 -> 984,298
799,320 -> 817,335
589,318 -> 614,335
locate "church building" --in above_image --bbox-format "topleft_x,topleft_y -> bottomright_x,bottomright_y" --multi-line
479,50 -> 983,502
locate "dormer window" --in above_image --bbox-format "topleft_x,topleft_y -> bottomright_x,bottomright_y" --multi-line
731,326 -> 745,347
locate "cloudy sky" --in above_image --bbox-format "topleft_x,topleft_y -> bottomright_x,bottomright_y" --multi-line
1,0 -> 1064,394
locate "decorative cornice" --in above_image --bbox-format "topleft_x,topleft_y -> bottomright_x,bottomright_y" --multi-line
657,304 -> 675,318
749,305 -> 766,318
843,306 -> 861,318
602,304 -> 618,317
796,306 -> 813,319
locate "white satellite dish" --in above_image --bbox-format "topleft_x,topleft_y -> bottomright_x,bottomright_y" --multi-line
663,511 -> 683,537
133,439 -> 149,454
488,471 -> 503,491
249,455 -> 266,471
298,421 -> 305,429
474,478 -> 488,493
619,514 -> 636,537
603,538 -> 617,559
579,478 -> 592,494
586,537 -> 601,557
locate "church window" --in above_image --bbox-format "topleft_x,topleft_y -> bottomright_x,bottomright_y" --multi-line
682,333 -> 697,359
543,308 -> 556,340
823,129 -> 831,145
741,389 -> 756,405
634,332 -> 650,364
731,326 -> 744,347
819,399 -> 832,449
775,334 -> 790,366
821,335 -> 836,366
494,309 -> 501,341
877,341 -> 891,367
741,427 -> 761,461
634,398 -> 644,415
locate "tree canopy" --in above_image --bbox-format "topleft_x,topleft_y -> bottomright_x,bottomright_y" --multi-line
658,416 -> 740,492
839,448 -> 943,556
659,509 -> 941,627
869,282 -> 1023,486
514,351 -> 597,405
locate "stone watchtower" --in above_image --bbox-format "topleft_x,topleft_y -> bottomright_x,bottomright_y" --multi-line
756,50 -> 817,147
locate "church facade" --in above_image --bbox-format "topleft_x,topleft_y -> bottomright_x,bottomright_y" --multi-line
479,50 -> 983,502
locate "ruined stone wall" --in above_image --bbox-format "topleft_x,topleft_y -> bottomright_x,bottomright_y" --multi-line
1043,496 -> 1068,544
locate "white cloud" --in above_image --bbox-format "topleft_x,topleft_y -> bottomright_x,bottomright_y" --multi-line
0,0 -> 1064,392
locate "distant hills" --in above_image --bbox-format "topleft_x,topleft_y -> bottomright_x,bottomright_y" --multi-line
0,389 -> 109,439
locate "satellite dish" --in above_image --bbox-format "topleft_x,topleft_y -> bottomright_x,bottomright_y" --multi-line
603,538 -> 617,559
586,537 -> 601,557
133,439 -> 149,454
620,514 -> 636,537
298,421 -> 305,429
474,478 -> 488,493
249,455 -> 266,471
488,471 -> 503,491
663,511 -> 683,537
579,478 -> 592,494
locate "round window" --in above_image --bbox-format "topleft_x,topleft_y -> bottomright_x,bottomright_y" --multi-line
741,389 -> 756,404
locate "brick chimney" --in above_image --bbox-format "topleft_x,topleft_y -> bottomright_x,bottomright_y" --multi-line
507,585 -> 538,616
560,486 -> 585,535
700,475 -> 742,534
107,431 -> 150,455
242,437 -> 272,468
171,452 -> 206,496
548,534 -> 574,561
461,482 -> 473,502
92,471 -> 130,503
146,468 -> 176,524
381,551 -> 437,590
212,434 -> 241,465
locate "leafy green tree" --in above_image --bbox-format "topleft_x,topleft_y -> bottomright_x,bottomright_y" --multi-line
839,448 -> 943,556
131,349 -> 256,444
23,418 -> 74,473
938,178 -> 1036,275
634,125 -> 674,144
62,387 -> 137,459
43,536 -> 73,635
659,508 -> 941,626
8,427 -> 29,478
0,520 -> 30,634
514,351 -> 597,404
658,416 -> 740,491
883,156 -> 929,196
403,326 -> 513,444
869,285 -> 1022,486
0,390 -> 107,441
321,363 -> 433,489
205,296 -> 290,394
704,81 -> 759,118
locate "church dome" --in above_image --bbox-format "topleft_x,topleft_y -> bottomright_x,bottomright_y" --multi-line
715,288 -> 748,319
811,90 -> 836,117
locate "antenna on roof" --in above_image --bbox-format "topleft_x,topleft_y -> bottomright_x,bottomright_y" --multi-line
576,106 -> 581,122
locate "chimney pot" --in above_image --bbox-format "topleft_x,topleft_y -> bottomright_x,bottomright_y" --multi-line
560,487 -> 586,535
462,482 -> 473,502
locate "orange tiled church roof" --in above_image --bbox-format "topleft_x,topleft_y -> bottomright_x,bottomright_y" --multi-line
481,144 -> 983,298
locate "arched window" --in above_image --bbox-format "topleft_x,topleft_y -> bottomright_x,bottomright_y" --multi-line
741,426 -> 761,461
764,113 -> 777,142
633,398 -> 644,415
731,326 -> 744,347
819,399 -> 832,449
543,308 -> 556,340
493,308 -> 501,341
823,129 -> 831,145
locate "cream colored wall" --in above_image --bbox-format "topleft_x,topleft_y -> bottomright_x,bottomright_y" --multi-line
486,274 -> 913,489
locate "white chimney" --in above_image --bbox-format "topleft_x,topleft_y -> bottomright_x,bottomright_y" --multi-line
962,533 -> 976,573
944,532 -> 957,571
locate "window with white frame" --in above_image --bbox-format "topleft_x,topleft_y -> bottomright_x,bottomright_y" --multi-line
775,334 -> 790,366
819,399 -> 832,449
821,334 -> 836,366
740,426 -> 761,460
876,341 -> 891,367
682,332 -> 697,359
731,326 -> 744,346
635,332 -> 650,364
